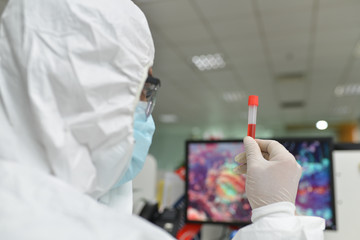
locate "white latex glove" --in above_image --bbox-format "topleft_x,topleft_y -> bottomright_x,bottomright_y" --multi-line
234,136 -> 302,209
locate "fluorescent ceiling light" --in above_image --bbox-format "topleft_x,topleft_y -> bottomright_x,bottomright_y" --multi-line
334,83 -> 360,97
223,91 -> 244,103
192,53 -> 226,71
316,120 -> 328,130
159,114 -> 178,123
333,106 -> 351,115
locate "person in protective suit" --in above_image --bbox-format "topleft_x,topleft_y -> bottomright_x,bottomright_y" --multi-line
0,0 -> 324,239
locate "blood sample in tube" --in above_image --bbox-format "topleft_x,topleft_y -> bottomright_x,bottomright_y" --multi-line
247,95 -> 258,138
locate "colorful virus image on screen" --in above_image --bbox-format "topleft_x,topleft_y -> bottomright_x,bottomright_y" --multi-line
186,139 -> 336,229
186,142 -> 251,224
280,139 -> 335,229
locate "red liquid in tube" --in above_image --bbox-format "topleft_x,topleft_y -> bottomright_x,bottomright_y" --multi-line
247,124 -> 256,138
247,95 -> 258,138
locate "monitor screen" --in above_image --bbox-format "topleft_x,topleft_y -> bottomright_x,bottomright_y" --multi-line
185,138 -> 336,230
279,138 -> 336,230
186,140 -> 250,226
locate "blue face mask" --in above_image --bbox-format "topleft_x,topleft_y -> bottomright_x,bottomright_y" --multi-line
113,102 -> 156,187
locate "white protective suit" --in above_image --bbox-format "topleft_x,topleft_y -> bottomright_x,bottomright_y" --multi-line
0,0 -> 174,239
0,0 -> 324,239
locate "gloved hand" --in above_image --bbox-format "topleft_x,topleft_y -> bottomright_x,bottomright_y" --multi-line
234,136 -> 302,209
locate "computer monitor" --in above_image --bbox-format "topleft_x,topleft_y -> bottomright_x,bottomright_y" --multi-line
185,138 -> 337,230
185,140 -> 249,226
278,137 -> 336,230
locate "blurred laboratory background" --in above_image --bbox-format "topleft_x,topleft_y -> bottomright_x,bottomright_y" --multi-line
129,1 -> 360,238
1,0 -> 358,170
1,0 -> 359,239
131,0 -> 360,171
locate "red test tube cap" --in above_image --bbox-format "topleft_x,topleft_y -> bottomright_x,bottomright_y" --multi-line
248,95 -> 259,106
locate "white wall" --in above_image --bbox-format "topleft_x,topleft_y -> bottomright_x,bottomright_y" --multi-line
325,150 -> 360,240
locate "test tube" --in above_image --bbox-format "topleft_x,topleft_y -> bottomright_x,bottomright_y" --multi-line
247,95 -> 258,138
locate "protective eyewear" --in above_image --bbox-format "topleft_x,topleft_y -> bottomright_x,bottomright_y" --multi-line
142,74 -> 161,118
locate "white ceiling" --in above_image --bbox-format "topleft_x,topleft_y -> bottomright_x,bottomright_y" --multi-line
134,0 -> 360,131
1,0 -> 360,133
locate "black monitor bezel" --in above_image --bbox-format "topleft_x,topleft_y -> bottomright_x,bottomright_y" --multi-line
334,143 -> 360,150
185,137 -> 337,230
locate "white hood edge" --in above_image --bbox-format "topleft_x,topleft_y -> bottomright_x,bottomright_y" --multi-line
0,0 -> 154,198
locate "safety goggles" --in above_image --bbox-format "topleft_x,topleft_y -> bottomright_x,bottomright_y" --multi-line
142,74 -> 161,118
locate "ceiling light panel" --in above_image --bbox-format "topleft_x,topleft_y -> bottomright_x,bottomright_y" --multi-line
192,53 -> 226,71
159,114 -> 178,123
222,91 -> 245,103
334,83 -> 360,97
333,106 -> 351,115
